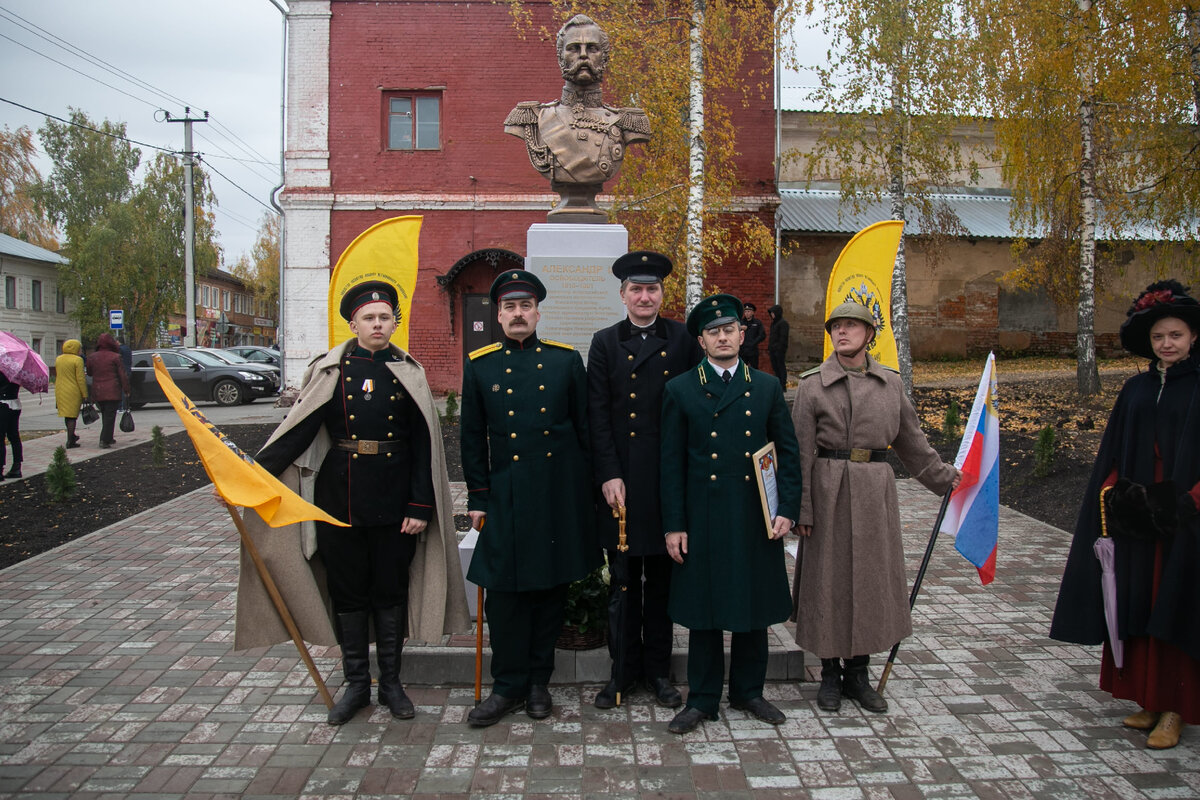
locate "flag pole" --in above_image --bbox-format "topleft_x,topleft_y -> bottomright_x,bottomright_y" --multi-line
876,489 -> 953,695
224,502 -> 335,709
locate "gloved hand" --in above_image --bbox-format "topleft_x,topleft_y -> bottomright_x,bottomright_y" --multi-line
1105,478 -> 1157,540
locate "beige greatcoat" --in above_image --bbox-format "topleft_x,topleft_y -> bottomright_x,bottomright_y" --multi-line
790,354 -> 955,658
234,340 -> 471,651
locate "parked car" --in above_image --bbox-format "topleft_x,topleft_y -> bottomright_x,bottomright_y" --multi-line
192,347 -> 282,386
225,345 -> 280,366
128,348 -> 280,407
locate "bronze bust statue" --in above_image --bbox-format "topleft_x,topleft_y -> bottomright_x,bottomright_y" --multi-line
504,14 -> 651,223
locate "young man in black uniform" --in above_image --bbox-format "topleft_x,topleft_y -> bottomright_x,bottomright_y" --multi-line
739,302 -> 766,368
587,251 -> 701,708
461,269 -> 601,726
256,280 -> 450,726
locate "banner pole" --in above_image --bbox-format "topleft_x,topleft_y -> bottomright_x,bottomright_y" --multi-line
226,503 -> 335,709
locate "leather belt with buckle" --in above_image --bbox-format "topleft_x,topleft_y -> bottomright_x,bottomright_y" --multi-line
817,446 -> 889,463
334,439 -> 402,455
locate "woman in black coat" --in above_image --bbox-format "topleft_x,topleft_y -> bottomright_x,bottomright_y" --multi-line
1051,280 -> 1200,750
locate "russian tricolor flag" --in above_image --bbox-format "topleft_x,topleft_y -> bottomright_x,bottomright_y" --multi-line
940,353 -> 1000,585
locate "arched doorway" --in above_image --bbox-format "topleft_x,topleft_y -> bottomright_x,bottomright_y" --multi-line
437,248 -> 524,361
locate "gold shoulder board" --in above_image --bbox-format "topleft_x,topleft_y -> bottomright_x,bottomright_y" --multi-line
541,339 -> 575,351
469,342 -> 502,360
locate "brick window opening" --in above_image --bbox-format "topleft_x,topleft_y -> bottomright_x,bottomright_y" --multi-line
387,93 -> 441,150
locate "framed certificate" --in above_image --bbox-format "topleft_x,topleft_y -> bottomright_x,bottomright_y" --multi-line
753,442 -> 779,537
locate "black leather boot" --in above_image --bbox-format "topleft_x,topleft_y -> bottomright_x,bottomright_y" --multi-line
4,462 -> 20,479
374,606 -> 414,720
327,611 -> 372,725
817,658 -> 842,712
841,655 -> 887,713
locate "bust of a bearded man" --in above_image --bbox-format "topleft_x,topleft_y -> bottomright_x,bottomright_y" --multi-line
504,14 -> 651,223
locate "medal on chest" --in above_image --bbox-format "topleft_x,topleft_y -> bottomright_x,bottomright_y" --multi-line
361,378 -> 374,400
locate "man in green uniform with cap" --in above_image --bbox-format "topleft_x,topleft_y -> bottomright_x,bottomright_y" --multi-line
660,293 -> 803,734
461,269 -> 601,726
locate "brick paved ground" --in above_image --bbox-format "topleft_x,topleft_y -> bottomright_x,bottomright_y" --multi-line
1,481 -> 1198,799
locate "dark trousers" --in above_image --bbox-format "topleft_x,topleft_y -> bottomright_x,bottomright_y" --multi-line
0,405 -> 19,467
607,552 -> 673,681
97,399 -> 120,445
485,583 -> 569,698
684,628 -> 768,716
316,521 -> 417,615
769,352 -> 787,391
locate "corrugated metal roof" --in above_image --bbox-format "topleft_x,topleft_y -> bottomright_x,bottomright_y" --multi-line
0,232 -> 67,265
778,188 -> 1026,239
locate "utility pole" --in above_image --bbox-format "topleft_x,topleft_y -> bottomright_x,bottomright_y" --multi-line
165,107 -> 209,347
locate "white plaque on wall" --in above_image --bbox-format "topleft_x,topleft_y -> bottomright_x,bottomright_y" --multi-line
526,223 -> 629,365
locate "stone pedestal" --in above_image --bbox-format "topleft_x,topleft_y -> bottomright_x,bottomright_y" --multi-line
526,223 -> 628,364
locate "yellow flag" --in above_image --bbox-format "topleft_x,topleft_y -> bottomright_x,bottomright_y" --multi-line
153,356 -> 348,528
823,220 -> 903,369
328,216 -> 423,350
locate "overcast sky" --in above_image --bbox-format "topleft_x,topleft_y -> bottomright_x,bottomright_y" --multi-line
0,0 -> 284,264
0,1 -> 825,265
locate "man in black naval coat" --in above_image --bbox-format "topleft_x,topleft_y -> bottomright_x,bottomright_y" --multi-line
739,302 -> 766,368
462,269 -> 601,726
587,251 -> 701,708
255,280 -> 436,726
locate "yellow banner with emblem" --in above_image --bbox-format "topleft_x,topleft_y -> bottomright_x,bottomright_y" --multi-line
823,220 -> 902,370
327,216 -> 422,350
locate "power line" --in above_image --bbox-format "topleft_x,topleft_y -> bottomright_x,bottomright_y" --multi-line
200,157 -> 277,215
0,95 -> 180,156
194,129 -> 279,184
0,3 -> 194,111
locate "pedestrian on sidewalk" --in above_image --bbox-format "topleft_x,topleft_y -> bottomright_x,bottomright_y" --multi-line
790,301 -> 959,714
738,302 -> 765,369
461,269 -> 601,727
1051,279 -> 1200,750
252,280 -> 470,726
0,373 -> 21,478
86,333 -> 130,449
116,335 -> 133,413
587,251 -> 700,710
660,293 -> 802,734
54,339 -> 87,449
767,304 -> 790,392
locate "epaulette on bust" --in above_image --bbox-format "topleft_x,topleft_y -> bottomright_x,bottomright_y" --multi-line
616,108 -> 651,135
469,342 -> 502,360
540,338 -> 575,351
504,102 -> 541,126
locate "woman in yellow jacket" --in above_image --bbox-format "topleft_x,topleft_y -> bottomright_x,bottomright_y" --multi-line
54,339 -> 88,448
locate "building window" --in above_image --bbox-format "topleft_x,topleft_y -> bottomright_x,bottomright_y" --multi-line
202,285 -> 210,307
31,337 -> 41,355
31,280 -> 42,311
56,289 -> 66,313
223,290 -> 230,312
387,93 -> 441,150
4,276 -> 14,308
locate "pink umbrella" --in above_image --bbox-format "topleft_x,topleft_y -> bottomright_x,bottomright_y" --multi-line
1095,486 -> 1124,668
0,331 -> 50,393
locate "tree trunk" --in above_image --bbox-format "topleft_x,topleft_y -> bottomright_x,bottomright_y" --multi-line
888,51 -> 913,397
1076,3 -> 1101,396
684,0 -> 706,311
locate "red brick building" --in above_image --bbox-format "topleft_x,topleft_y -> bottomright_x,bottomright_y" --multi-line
280,0 -> 778,391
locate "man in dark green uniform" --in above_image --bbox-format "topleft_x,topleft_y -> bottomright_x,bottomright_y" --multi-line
461,269 -> 601,727
660,293 -> 803,734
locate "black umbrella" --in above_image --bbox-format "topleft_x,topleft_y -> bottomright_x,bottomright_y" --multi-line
607,505 -> 630,706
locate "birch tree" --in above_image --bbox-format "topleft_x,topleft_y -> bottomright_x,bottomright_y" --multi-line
508,0 -> 791,312
0,126 -> 56,249
971,0 -> 1185,394
795,0 -> 980,394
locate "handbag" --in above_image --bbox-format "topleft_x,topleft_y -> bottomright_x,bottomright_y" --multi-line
119,409 -> 135,433
80,401 -> 99,425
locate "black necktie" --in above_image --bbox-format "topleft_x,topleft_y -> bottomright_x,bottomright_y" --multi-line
722,370 -> 732,384
633,324 -> 653,339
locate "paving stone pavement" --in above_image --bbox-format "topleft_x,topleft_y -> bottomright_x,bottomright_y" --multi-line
1,480 -> 1199,799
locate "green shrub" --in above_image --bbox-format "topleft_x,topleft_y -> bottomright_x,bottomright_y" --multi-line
442,390 -> 459,424
1034,425 -> 1056,478
562,565 -> 609,633
45,446 -> 76,503
151,425 -> 166,467
942,399 -> 961,440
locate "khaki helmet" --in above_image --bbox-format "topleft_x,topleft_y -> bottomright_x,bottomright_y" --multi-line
824,301 -> 877,334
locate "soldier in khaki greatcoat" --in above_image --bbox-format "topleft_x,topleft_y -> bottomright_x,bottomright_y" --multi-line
461,269 -> 601,726
660,293 -> 803,734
